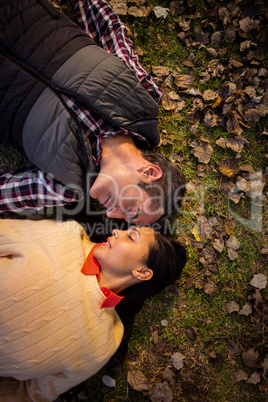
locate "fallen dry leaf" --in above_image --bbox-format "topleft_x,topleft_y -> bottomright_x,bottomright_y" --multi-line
153,6 -> 169,19
190,139 -> 213,164
102,375 -> 116,388
227,248 -> 239,261
226,136 -> 245,153
239,303 -> 252,316
186,326 -> 197,341
225,221 -> 235,235
247,372 -> 261,385
225,339 -> 244,357
234,370 -> 248,382
174,74 -> 195,91
127,370 -> 150,392
162,368 -> 174,381
250,274 -> 267,290
216,137 -> 228,148
225,301 -> 240,313
219,158 -> 239,177
171,352 -> 186,370
212,238 -> 225,253
226,236 -> 241,250
150,381 -> 173,402
204,281 -> 217,295
242,348 -> 259,368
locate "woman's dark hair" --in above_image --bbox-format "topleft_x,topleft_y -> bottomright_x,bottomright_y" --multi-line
113,232 -> 187,363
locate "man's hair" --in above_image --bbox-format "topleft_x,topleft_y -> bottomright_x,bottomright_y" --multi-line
138,150 -> 186,223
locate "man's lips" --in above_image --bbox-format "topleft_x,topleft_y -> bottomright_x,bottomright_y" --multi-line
101,197 -> 114,209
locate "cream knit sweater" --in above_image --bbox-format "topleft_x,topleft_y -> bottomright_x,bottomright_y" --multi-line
0,219 -> 124,401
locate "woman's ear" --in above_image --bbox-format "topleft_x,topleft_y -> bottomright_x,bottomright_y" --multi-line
132,266 -> 153,281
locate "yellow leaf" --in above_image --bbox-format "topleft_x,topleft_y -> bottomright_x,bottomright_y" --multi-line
192,225 -> 201,242
219,158 -> 239,177
212,96 -> 222,108
225,221 -> 235,235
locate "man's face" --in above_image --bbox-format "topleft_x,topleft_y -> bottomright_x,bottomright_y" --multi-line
89,171 -> 163,224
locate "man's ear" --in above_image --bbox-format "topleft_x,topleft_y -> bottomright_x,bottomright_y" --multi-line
138,164 -> 162,182
132,266 -> 153,282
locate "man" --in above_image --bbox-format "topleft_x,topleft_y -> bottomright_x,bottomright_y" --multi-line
0,0 -> 185,224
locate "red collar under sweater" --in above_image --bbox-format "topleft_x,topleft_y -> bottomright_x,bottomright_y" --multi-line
81,244 -> 124,309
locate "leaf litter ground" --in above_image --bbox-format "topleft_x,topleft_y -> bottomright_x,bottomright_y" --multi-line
1,0 -> 267,401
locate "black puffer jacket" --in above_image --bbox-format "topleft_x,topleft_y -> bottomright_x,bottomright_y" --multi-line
0,0 -> 160,190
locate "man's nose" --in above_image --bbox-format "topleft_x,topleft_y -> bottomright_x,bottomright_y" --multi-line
106,207 -> 124,219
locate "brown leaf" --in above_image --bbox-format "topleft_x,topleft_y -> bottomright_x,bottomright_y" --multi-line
242,348 -> 259,368
110,0 -> 128,15
150,381 -> 173,402
174,74 -> 195,91
204,110 -> 218,127
203,90 -> 218,102
150,330 -> 159,344
190,139 -> 213,164
225,301 -> 240,313
193,29 -> 209,45
218,82 -> 237,101
161,92 -> 177,110
212,238 -> 225,253
247,372 -> 261,385
239,17 -> 260,33
226,136 -> 245,153
227,248 -> 239,261
233,370 -> 248,382
244,104 -> 268,125
202,247 -> 216,263
128,6 -> 151,17
219,158 -> 239,177
225,339 -> 244,357
195,279 -> 205,290
196,216 -> 213,242
211,31 -> 222,45
225,25 -> 236,42
226,236 -> 240,250
162,368 -> 174,381
216,137 -> 227,148
127,370 -> 150,392
250,274 -> 267,290
208,59 -> 225,77
239,303 -> 252,316
152,66 -> 170,77
204,281 -> 217,295
206,48 -> 218,59
171,352 -> 186,370
186,326 -> 197,341
226,113 -> 242,134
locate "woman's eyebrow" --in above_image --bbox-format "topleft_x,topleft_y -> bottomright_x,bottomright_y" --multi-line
132,227 -> 140,238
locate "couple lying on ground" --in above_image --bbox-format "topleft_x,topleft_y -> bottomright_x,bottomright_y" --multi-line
0,0 -> 187,400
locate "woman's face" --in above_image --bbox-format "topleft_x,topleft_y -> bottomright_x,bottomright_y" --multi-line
93,227 -> 155,276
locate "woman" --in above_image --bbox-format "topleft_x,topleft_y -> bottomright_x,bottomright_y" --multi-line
0,219 -> 186,401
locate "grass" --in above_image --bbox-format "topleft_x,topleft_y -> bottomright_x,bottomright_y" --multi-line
1,0 -> 267,401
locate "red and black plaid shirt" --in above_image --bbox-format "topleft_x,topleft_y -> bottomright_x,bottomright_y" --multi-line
0,0 -> 162,213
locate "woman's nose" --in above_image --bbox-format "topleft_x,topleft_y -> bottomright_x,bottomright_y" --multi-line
112,229 -> 119,239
